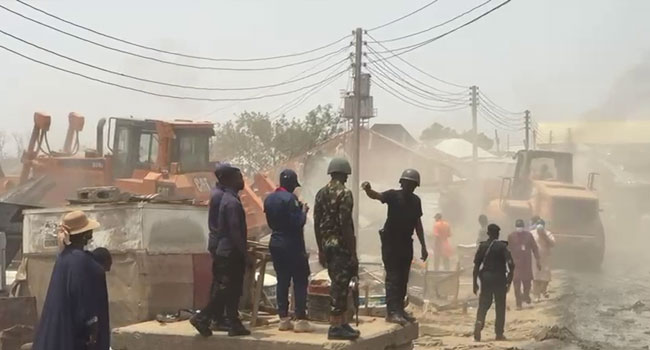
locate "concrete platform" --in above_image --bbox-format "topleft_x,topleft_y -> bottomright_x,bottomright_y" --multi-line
112,317 -> 418,350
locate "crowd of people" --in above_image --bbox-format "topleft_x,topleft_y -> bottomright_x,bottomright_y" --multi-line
29,156 -> 558,348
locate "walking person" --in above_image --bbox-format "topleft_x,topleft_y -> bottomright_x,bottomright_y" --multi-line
191,164 -> 252,337
472,224 -> 515,342
507,219 -> 541,309
532,219 -> 555,301
433,213 -> 452,270
264,169 -> 312,332
314,158 -> 360,340
32,210 -> 109,350
361,169 -> 428,326
477,214 -> 489,244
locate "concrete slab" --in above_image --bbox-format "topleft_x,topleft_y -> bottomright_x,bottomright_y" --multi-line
112,317 -> 418,350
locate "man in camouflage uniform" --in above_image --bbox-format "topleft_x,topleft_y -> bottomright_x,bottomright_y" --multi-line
314,157 -> 360,340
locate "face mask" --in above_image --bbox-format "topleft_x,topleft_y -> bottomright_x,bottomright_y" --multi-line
516,227 -> 524,232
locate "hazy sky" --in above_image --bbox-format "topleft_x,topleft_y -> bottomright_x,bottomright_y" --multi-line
1,0 -> 648,151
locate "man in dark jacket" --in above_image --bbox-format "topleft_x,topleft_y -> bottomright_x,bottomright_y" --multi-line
191,164 -> 251,337
473,224 -> 515,342
32,210 -> 108,350
264,169 -> 311,332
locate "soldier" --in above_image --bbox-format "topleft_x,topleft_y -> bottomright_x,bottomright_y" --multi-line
361,169 -> 428,326
473,224 -> 515,342
191,164 -> 251,337
314,157 -> 360,340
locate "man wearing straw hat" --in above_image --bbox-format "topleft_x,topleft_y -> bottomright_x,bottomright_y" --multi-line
32,210 -> 109,350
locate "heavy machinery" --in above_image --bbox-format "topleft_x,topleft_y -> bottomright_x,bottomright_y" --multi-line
0,112 -> 273,265
484,150 -> 605,267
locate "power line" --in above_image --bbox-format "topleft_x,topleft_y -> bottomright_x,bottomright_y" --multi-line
372,0 -> 494,43
0,44 -> 349,102
372,72 -> 469,112
15,0 -> 352,63
367,0 -> 443,32
0,4 -> 350,71
0,28 -> 352,91
479,100 -> 524,124
479,90 -> 525,115
479,105 -> 523,131
368,0 -> 512,59
365,32 -> 468,89
365,45 -> 468,99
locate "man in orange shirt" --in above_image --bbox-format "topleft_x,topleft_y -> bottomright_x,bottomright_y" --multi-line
433,213 -> 452,270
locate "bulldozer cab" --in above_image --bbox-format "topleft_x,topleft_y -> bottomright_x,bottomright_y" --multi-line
109,118 -> 214,178
511,150 -> 574,199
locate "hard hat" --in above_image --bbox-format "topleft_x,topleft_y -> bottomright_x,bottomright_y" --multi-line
327,157 -> 352,175
214,162 -> 240,179
399,168 -> 420,186
279,169 -> 300,187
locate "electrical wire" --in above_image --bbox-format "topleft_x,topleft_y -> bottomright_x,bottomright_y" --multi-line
479,100 -> 524,123
365,32 -> 468,89
479,105 -> 523,131
0,44 -> 349,101
16,0 -> 352,63
366,45 -> 468,100
367,0 -> 442,32
478,90 -> 525,115
0,4 -> 350,71
372,0 -> 494,43
367,0 -> 512,59
372,73 -> 469,112
0,29 -> 352,91
366,65 -> 466,107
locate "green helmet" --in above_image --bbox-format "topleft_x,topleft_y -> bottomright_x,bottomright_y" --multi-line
327,157 -> 352,175
400,168 -> 421,186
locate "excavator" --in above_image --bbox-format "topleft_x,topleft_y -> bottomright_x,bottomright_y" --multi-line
483,150 -> 605,267
0,112 -> 274,265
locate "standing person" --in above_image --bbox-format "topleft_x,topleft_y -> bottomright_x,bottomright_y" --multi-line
361,169 -> 428,325
191,165 -> 251,337
532,220 -> 555,301
472,224 -> 515,342
32,210 -> 109,350
264,169 -> 312,333
507,219 -> 541,310
433,213 -> 452,271
477,215 -> 489,244
314,157 -> 360,340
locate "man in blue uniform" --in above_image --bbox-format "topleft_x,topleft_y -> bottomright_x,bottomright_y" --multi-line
191,163 -> 251,337
264,169 -> 312,332
362,169 -> 428,326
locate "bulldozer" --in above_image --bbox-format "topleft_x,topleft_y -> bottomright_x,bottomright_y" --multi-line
0,112 -> 273,265
483,150 -> 605,267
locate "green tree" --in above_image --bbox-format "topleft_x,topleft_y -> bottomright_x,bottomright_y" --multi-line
212,105 -> 342,174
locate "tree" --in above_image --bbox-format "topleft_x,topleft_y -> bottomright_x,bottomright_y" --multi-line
212,104 -> 342,174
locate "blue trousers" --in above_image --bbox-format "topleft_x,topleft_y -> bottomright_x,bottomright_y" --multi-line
270,245 -> 310,319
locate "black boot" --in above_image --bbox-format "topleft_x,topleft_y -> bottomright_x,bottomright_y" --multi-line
473,321 -> 483,342
210,318 -> 231,332
342,323 -> 361,337
328,325 -> 360,340
495,334 -> 507,341
228,319 -> 251,337
386,312 -> 409,326
189,314 -> 213,337
401,310 -> 416,323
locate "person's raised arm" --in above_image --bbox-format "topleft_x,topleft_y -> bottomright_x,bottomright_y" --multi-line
361,181 -> 383,202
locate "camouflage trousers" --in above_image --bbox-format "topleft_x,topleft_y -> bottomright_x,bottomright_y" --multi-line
325,243 -> 358,316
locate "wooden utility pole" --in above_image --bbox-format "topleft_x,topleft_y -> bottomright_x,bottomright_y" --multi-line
524,110 -> 531,150
352,28 -> 363,234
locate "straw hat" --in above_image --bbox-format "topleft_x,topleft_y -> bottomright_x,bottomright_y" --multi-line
58,210 -> 100,246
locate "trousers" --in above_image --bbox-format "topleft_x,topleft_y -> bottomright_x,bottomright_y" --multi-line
325,243 -> 357,316
200,251 -> 245,321
207,250 -> 225,321
476,273 -> 507,336
270,245 -> 310,319
381,232 -> 413,315
513,279 -> 532,307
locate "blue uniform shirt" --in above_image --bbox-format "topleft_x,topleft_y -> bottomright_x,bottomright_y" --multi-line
207,184 -> 226,252
215,187 -> 248,257
264,188 -> 307,250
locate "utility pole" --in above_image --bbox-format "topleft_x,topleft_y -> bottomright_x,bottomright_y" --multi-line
532,129 -> 537,150
494,129 -> 500,154
524,110 -> 531,151
549,130 -> 553,145
352,28 -> 363,235
470,86 -> 478,164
